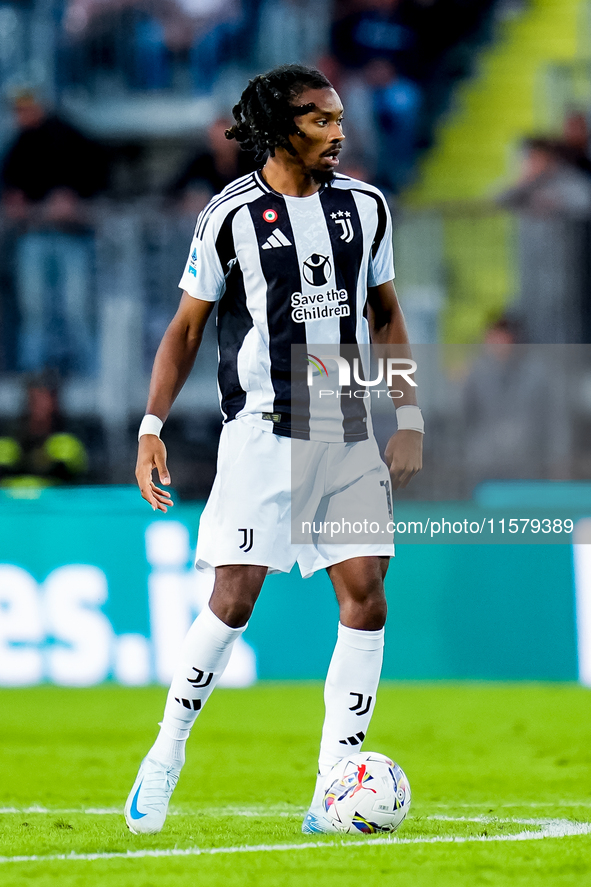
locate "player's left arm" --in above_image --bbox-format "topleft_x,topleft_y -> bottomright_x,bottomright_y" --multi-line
368,279 -> 423,490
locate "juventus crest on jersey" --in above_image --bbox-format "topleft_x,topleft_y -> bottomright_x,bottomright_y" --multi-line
179,170 -> 395,442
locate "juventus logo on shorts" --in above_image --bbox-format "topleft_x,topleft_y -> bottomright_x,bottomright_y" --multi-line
239,528 -> 254,552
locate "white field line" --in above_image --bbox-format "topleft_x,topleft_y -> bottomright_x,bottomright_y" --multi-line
432,802 -> 591,809
431,816 -> 589,827
0,807 -> 303,817
5,802 -> 591,816
1,818 -> 591,864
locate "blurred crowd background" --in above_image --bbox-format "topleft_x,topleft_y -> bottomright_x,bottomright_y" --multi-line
0,0 -> 591,499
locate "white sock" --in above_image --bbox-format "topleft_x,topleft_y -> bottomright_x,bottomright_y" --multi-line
149,606 -> 246,767
311,623 -> 384,807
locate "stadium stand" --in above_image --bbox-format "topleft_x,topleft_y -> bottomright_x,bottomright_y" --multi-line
1,0 -> 591,497
401,0 -> 591,342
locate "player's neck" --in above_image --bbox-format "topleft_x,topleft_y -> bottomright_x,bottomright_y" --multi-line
261,155 -> 320,198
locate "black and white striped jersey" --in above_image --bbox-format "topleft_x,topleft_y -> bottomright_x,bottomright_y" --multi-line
179,169 -> 394,441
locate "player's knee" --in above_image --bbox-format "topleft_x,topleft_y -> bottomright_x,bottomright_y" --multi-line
361,589 -> 388,628
340,598 -> 387,631
339,581 -> 387,630
210,594 -> 256,628
209,564 -> 265,628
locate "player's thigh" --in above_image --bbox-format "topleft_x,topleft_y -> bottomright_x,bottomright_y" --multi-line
324,439 -> 393,537
295,442 -> 394,578
196,420 -> 294,571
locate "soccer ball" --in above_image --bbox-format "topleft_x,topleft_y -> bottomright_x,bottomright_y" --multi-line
322,751 -> 411,834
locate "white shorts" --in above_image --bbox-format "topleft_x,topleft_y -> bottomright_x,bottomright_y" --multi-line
195,418 -> 395,579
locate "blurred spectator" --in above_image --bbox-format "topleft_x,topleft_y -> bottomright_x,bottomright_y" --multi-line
0,214 -> 18,372
256,0 -> 331,71
0,372 -> 89,490
329,1 -> 423,193
560,111 -> 591,178
331,0 -> 417,76
63,0 -> 243,93
329,0 -> 499,187
461,316 -> 571,489
497,138 -> 591,342
365,57 -> 421,191
0,4 -> 29,97
167,117 -> 257,214
498,137 -> 591,217
398,0 -> 497,82
1,90 -> 110,375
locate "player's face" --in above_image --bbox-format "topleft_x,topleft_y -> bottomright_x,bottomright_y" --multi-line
290,87 -> 345,182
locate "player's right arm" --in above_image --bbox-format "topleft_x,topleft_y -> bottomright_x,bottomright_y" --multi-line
136,292 -> 215,512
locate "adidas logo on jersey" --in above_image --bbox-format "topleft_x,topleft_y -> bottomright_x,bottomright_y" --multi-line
262,228 -> 292,249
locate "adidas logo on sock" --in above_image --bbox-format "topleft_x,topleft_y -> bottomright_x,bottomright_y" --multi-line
175,697 -> 202,710
339,731 -> 366,746
262,228 -> 292,250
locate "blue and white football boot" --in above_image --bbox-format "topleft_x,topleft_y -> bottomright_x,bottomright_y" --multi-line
124,757 -> 180,835
302,772 -> 340,834
301,804 -> 338,834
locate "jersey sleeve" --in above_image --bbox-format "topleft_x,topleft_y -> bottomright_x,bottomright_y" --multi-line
367,194 -> 395,287
178,206 -> 226,301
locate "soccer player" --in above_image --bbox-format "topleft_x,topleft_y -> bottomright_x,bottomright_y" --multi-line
124,64 -> 423,835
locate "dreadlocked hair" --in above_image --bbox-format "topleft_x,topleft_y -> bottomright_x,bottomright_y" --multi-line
225,64 -> 332,162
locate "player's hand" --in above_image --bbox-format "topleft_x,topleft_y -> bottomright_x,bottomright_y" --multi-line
385,430 -> 423,490
135,435 -> 174,512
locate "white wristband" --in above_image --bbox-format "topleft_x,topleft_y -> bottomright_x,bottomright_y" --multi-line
138,414 -> 163,440
396,405 -> 424,433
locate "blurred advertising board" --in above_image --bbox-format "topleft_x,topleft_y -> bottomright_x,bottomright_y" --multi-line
0,485 -> 583,686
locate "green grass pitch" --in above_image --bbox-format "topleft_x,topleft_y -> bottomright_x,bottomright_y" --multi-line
2,682 -> 591,886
